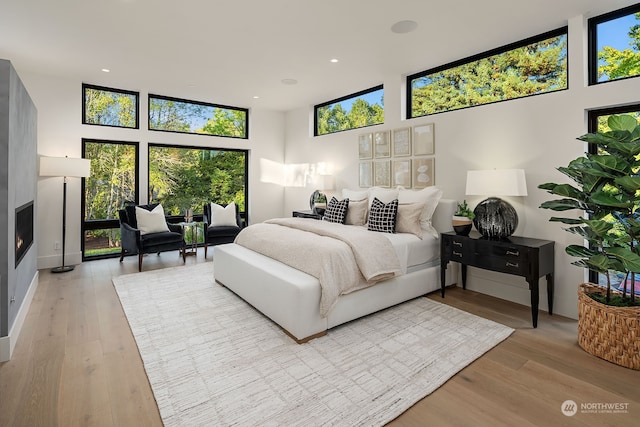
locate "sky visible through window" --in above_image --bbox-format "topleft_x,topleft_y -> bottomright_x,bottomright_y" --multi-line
597,13 -> 638,80
333,88 -> 384,114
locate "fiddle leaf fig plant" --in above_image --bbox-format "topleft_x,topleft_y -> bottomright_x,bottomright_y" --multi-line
538,114 -> 640,306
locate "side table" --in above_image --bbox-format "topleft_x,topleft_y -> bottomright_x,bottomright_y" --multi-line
440,231 -> 554,328
178,221 -> 199,256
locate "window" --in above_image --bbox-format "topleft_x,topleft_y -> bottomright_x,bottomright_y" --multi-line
589,4 -> 640,85
314,85 -> 384,136
407,28 -> 567,118
82,84 -> 139,128
148,94 -> 248,139
148,144 -> 248,220
82,139 -> 139,259
587,104 -> 640,286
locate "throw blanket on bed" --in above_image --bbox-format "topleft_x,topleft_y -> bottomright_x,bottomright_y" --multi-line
234,218 -> 401,317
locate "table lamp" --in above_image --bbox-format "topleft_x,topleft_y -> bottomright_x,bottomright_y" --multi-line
465,169 -> 527,238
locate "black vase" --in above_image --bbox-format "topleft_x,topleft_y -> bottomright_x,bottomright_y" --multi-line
472,197 -> 518,239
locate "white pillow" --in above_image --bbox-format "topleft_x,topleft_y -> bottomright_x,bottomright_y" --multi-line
398,186 -> 443,237
342,188 -> 369,201
135,204 -> 170,235
395,203 -> 424,238
344,199 -> 368,226
368,186 -> 399,208
210,202 -> 238,227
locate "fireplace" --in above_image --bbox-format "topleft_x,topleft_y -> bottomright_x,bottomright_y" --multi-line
15,201 -> 34,268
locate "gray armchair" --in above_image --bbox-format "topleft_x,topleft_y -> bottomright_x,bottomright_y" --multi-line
118,203 -> 186,271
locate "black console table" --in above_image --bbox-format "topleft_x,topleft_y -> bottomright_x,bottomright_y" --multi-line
440,231 -> 554,328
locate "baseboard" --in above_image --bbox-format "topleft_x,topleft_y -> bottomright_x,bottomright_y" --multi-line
37,251 -> 82,270
0,271 -> 39,362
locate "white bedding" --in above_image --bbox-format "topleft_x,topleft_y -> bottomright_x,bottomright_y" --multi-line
382,231 -> 439,273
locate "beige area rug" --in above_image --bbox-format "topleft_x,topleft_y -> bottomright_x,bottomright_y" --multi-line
113,262 -> 513,426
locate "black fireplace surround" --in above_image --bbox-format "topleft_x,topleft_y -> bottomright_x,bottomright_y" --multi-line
15,201 -> 34,268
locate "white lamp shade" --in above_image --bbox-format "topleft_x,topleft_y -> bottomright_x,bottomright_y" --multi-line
40,156 -> 91,177
308,174 -> 334,191
465,169 -> 527,197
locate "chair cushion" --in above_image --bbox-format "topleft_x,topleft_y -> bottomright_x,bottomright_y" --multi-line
136,204 -> 170,235
124,203 -> 159,229
210,202 -> 238,227
206,224 -> 241,238
140,231 -> 184,246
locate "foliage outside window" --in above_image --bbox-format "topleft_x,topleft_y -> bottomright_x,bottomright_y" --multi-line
315,85 -> 384,136
82,84 -> 139,128
82,139 -> 139,258
587,105 -> 640,286
148,144 -> 247,216
408,28 -> 567,118
149,94 -> 248,139
589,4 -> 640,84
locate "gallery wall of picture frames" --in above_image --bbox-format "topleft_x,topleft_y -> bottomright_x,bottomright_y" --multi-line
358,123 -> 435,188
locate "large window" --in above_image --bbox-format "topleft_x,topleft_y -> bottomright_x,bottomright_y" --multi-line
314,85 -> 384,136
82,84 -> 139,128
82,139 -> 139,259
148,144 -> 248,219
587,104 -> 640,286
589,4 -> 640,85
149,94 -> 248,139
407,28 -> 567,118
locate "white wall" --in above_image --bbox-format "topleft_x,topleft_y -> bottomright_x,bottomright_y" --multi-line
283,14 -> 640,320
19,72 -> 286,270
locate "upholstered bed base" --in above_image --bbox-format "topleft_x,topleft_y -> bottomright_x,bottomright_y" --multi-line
215,243 -> 458,342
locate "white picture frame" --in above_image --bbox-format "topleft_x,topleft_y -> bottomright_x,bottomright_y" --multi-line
359,161 -> 373,187
412,157 -> 435,188
374,131 -> 391,158
413,123 -> 435,155
392,159 -> 412,187
392,127 -> 412,157
374,160 -> 391,187
358,133 -> 373,159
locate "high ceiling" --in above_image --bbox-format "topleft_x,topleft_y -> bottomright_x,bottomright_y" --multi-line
0,0 -> 636,112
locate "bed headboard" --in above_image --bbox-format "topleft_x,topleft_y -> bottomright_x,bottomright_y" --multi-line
432,199 -> 457,233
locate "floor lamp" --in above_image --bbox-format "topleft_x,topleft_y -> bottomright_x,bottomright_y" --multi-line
40,156 -> 91,273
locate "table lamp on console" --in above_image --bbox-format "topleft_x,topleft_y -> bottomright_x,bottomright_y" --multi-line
465,169 -> 528,239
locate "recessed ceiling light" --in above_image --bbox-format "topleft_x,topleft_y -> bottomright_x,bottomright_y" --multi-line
281,78 -> 298,85
253,96 -> 260,99
330,58 -> 339,63
391,20 -> 418,34
101,68 -> 110,73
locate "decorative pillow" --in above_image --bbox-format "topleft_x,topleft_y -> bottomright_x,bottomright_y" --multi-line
211,202 -> 238,227
342,188 -> 369,201
323,197 -> 349,224
398,186 -> 443,237
367,197 -> 398,233
345,199 -> 368,226
135,204 -> 170,235
396,203 -> 425,238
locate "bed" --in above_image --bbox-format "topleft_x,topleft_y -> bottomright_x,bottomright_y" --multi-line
213,192 -> 459,343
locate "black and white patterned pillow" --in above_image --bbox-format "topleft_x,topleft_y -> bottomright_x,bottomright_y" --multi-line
367,197 -> 398,233
323,197 -> 350,224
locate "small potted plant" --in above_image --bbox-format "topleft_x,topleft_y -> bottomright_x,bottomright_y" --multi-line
453,200 -> 475,235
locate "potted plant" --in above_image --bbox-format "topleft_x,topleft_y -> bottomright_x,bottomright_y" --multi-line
453,200 -> 475,235
538,114 -> 640,370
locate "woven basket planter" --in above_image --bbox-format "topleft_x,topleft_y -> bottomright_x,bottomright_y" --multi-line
578,283 -> 640,370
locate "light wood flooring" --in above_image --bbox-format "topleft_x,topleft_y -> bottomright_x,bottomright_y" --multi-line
1,251 -> 639,426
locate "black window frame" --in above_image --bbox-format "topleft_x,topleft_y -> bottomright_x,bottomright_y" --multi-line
82,83 -> 140,129
588,3 -> 640,86
148,94 -> 249,139
314,84 -> 384,136
406,26 -> 568,119
147,142 -> 249,224
81,138 -> 140,261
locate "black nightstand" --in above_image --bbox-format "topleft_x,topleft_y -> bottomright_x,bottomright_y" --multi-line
440,231 -> 554,328
292,210 -> 322,220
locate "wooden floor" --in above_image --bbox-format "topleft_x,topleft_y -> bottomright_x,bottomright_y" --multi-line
1,251 -> 639,427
